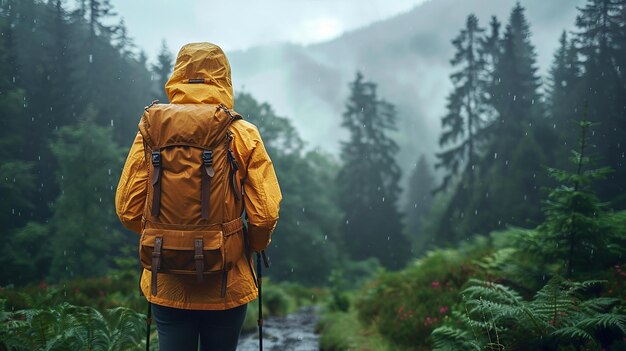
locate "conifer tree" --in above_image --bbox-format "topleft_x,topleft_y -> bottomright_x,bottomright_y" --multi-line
481,16 -> 502,90
471,3 -> 549,234
152,39 -> 174,103
537,104 -> 614,277
337,72 -> 411,269
574,0 -> 626,206
434,14 -> 490,192
0,12 -> 33,234
405,155 -> 434,251
547,31 -> 581,167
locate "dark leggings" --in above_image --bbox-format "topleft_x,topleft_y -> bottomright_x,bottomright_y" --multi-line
151,303 -> 248,351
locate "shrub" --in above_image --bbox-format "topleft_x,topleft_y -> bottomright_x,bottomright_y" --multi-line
355,245 -> 488,349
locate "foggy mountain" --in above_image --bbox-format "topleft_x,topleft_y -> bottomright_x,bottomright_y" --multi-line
228,0 -> 584,178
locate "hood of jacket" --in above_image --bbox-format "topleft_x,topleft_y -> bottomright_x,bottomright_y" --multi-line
165,42 -> 234,108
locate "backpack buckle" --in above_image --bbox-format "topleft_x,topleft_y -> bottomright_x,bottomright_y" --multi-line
151,151 -> 161,166
202,150 -> 213,166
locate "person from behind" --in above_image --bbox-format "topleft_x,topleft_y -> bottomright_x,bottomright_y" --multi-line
115,42 -> 282,351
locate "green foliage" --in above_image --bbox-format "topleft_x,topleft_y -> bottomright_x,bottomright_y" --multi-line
529,117 -> 618,277
435,14 -> 490,194
318,310 -> 393,351
0,301 -> 146,351
0,222 -> 51,285
405,155 -> 435,254
48,112 -> 125,281
355,245 -> 488,349
337,71 -> 411,269
432,277 -> 626,350
574,0 -> 626,206
235,92 -> 341,286
151,39 -> 173,102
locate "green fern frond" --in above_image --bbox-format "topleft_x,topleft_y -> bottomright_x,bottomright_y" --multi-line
551,326 -> 596,342
575,312 -> 626,334
432,326 -> 482,351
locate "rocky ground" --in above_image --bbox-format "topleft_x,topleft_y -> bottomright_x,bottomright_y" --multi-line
237,306 -> 320,351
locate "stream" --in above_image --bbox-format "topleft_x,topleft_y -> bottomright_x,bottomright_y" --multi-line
237,306 -> 320,351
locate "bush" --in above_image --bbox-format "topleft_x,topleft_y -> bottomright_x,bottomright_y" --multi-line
263,282 -> 295,316
355,243 -> 489,350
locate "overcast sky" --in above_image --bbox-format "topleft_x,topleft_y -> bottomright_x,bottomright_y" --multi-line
109,0 -> 429,59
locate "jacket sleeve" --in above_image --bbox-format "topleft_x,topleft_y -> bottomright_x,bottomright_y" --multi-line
243,132 -> 282,252
115,131 -> 148,234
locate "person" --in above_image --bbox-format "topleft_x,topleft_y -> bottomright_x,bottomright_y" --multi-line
115,42 -> 282,351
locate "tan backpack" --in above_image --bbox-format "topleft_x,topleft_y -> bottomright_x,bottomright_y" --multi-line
137,102 -> 247,297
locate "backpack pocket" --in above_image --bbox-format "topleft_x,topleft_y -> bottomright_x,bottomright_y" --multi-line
140,228 -> 225,275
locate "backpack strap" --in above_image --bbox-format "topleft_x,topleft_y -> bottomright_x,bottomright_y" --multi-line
201,150 -> 215,219
151,149 -> 162,217
227,132 -> 241,203
194,238 -> 204,283
151,236 -> 163,296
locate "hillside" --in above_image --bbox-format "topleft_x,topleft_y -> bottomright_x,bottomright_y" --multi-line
228,0 -> 584,180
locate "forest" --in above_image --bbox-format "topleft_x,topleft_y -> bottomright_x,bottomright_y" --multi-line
0,0 -> 625,350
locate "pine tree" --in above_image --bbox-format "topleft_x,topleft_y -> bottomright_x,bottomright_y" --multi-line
481,16 -> 502,90
45,0 -> 75,124
152,39 -> 173,103
537,104 -> 614,277
434,14 -> 490,193
337,72 -> 411,269
574,0 -> 626,207
466,3 -> 550,235
0,9 -> 34,234
114,18 -> 135,59
547,31 -> 582,168
86,0 -> 116,40
405,155 -> 435,252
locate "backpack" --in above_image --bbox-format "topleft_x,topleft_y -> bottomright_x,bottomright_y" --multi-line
137,102 -> 247,298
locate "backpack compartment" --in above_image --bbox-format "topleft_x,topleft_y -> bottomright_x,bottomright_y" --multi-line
140,228 -> 225,274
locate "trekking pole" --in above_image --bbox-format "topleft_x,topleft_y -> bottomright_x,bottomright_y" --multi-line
145,301 -> 152,351
256,250 -> 270,351
256,252 -> 263,351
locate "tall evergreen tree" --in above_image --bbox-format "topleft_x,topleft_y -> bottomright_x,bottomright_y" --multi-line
475,3 -> 551,230
114,18 -> 135,59
535,106 -> 615,277
574,0 -> 626,207
337,72 -> 411,269
405,155 -> 435,252
152,39 -> 173,103
481,16 -> 502,90
547,31 -> 582,168
434,14 -> 490,192
0,9 -> 33,234
438,3 -> 554,240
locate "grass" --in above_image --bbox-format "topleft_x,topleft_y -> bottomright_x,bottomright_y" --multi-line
318,309 -> 394,351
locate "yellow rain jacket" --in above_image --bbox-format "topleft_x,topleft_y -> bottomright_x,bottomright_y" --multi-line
115,42 -> 282,310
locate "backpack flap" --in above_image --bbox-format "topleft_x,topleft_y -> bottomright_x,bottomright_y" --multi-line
140,228 -> 225,275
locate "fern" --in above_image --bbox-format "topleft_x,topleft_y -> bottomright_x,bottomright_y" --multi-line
432,277 -> 626,350
0,302 -> 146,351
432,326 -> 482,351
